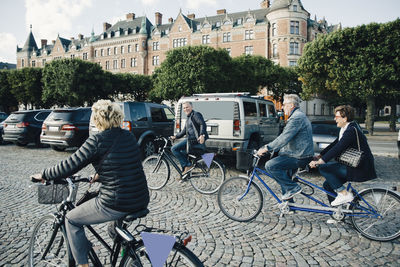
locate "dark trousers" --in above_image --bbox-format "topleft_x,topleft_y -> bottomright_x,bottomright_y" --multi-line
319,162 -> 348,203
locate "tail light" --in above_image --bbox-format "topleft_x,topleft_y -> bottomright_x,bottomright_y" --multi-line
233,102 -> 240,136
176,122 -> 180,131
16,122 -> 30,128
42,123 -> 47,131
3,123 -> 7,128
122,121 -> 132,131
61,124 -> 77,131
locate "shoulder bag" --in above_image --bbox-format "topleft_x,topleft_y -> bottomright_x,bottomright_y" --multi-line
336,127 -> 364,168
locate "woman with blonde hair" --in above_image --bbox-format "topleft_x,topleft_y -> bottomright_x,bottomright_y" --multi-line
31,99 -> 149,267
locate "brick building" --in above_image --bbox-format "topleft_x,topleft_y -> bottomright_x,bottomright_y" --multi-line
16,0 -> 340,74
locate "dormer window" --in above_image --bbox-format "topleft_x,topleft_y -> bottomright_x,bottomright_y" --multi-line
293,5 -> 298,11
216,21 -> 221,28
237,18 -> 243,25
179,26 -> 182,32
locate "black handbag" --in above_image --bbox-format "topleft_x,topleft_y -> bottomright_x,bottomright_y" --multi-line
336,127 -> 364,168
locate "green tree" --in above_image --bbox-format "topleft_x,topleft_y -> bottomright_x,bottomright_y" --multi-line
151,46 -> 232,101
112,73 -> 152,102
0,70 -> 18,113
7,68 -> 45,108
298,19 -> 400,134
42,58 -> 112,106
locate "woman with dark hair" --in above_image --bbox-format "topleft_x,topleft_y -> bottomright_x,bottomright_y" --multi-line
309,105 -> 376,206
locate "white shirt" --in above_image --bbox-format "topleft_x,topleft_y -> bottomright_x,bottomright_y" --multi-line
339,123 -> 350,141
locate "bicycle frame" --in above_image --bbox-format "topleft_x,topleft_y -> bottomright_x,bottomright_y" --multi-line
243,164 -> 382,218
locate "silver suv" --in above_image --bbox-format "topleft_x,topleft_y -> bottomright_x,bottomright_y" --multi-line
175,93 -> 281,155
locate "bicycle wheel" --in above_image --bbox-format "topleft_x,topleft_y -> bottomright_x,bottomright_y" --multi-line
27,215 -> 72,267
142,155 -> 170,190
217,176 -> 263,222
350,188 -> 400,241
120,240 -> 204,267
190,158 -> 225,194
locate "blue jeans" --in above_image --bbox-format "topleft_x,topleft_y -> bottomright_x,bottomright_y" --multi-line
265,155 -> 312,195
319,161 -> 348,203
171,139 -> 205,169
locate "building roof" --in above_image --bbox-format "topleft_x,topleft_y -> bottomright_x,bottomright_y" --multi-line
20,30 -> 38,52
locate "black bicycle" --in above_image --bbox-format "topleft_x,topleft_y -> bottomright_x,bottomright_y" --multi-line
142,137 -> 225,194
27,176 -> 204,266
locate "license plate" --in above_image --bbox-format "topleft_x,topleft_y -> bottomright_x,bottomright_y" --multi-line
49,126 -> 59,131
6,125 -> 15,129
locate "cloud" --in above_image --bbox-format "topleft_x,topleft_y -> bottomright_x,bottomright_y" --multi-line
0,33 -> 18,63
25,0 -> 93,40
185,0 -> 217,9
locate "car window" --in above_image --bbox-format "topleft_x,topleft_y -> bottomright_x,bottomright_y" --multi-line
267,104 -> 276,118
312,124 -> 340,136
258,103 -> 267,117
7,113 -> 28,121
47,111 -> 73,121
164,107 -> 174,121
185,101 -> 234,120
130,103 -> 147,122
73,109 -> 92,121
243,101 -> 257,117
35,111 -> 50,121
151,107 -> 167,122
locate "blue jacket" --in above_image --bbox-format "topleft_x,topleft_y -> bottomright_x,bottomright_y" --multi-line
266,108 -> 314,159
321,122 -> 377,182
176,110 -> 209,141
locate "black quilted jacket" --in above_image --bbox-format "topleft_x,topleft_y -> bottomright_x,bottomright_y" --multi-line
42,127 -> 149,212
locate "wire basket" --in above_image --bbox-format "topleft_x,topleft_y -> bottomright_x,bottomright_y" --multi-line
37,183 -> 78,204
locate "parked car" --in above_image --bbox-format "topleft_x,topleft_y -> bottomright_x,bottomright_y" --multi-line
0,113 -> 9,144
397,129 -> 400,159
3,110 -> 51,146
175,93 -> 281,157
40,107 -> 92,151
90,101 -> 174,158
0,112 -> 8,122
311,120 -> 340,154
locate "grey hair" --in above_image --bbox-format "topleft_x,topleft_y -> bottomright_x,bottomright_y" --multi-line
182,101 -> 193,107
91,99 -> 123,131
283,94 -> 301,107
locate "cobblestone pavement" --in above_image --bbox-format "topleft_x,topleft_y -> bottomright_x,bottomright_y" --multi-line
0,144 -> 399,266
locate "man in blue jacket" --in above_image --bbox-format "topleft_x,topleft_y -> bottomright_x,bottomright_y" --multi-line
171,101 -> 209,178
257,94 -> 314,200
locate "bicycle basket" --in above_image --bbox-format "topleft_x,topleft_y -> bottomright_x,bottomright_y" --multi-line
37,183 -> 78,204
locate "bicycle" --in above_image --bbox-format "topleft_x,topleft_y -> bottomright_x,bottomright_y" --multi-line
28,176 -> 204,266
217,151 -> 400,242
142,136 -> 225,194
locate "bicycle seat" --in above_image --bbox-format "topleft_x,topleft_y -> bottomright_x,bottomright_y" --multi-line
123,208 -> 149,222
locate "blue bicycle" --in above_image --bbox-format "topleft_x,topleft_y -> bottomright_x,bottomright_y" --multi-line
217,151 -> 400,241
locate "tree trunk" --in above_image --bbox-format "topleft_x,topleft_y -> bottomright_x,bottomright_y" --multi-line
389,100 -> 397,132
365,96 -> 375,135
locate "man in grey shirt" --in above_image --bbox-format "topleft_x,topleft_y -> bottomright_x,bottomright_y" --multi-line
257,94 -> 314,200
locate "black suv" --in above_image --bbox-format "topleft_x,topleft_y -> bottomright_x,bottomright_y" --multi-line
3,110 -> 51,146
90,102 -> 174,158
41,107 -> 92,151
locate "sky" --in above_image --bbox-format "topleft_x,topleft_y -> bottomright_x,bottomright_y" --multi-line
1,0 -> 399,64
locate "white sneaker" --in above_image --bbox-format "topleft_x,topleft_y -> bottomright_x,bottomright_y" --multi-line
331,192 -> 354,206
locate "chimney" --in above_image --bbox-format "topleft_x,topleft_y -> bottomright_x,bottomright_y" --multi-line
155,12 -> 162,26
260,0 -> 270,9
103,22 -> 111,32
126,13 -> 135,20
78,34 -> 83,40
41,39 -> 47,48
187,13 -> 195,19
168,17 -> 173,23
217,9 -> 226,15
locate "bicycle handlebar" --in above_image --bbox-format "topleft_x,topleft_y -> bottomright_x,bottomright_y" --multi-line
30,175 -> 91,185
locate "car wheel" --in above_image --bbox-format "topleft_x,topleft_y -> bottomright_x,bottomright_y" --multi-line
141,138 -> 156,158
51,145 -> 66,152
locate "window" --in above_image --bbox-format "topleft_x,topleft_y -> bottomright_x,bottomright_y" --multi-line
114,47 -> 117,55
42,59 -> 46,66
173,38 -> 187,48
216,21 -> 221,28
31,60 -> 36,67
128,45 -> 132,53
290,21 -> 299,35
130,103 -> 147,121
21,59 -> 24,67
83,53 -> 88,60
94,50 -> 98,57
153,42 -> 159,51
244,102 -> 257,117
121,59 -> 126,68
289,60 -> 297,67
273,43 -> 278,57
245,46 -> 253,55
150,107 -> 167,122
101,49 -> 104,56
290,42 -> 299,55
113,59 -> 118,69
131,58 -> 137,67
293,5 -> 298,11
321,104 -> 325,115
202,35 -> 210,44
237,18 -> 243,25
259,103 -> 267,117
105,61 -> 110,70
121,46 -> 124,54
267,104 -> 276,117
71,54 -> 75,59
313,103 -> 316,115
152,56 -> 160,66
107,48 -> 111,55
245,30 -> 254,40
135,44 -> 139,52
272,23 -> 277,36
223,32 -> 231,42
163,108 -> 174,121
225,48 -> 231,56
